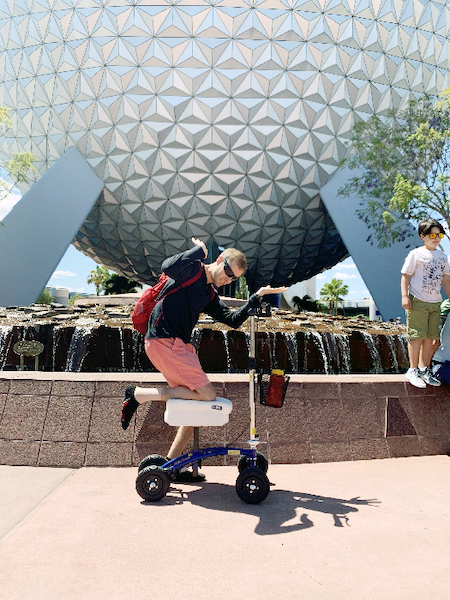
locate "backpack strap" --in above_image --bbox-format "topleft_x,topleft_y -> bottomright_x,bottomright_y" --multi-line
153,263 -> 204,326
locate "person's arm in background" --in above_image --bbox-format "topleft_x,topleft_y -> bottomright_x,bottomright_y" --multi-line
401,273 -> 411,310
442,273 -> 450,301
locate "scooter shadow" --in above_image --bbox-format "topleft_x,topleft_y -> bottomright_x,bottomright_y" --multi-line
143,481 -> 380,536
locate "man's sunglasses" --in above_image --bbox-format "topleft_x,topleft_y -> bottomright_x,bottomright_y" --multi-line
223,256 -> 238,281
428,233 -> 445,239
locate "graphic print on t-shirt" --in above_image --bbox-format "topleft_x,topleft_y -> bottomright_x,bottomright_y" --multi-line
422,257 -> 447,295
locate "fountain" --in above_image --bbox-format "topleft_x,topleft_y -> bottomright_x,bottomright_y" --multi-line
0,303 -> 409,374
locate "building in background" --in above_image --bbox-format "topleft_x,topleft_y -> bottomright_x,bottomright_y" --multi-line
1,0 -> 448,298
46,287 -> 69,306
283,277 -> 317,310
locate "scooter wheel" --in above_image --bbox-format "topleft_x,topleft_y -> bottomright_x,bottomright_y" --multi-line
136,465 -> 170,502
237,452 -> 268,474
235,468 -> 270,504
138,454 -> 167,473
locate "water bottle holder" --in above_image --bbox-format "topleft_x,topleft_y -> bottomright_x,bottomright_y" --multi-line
259,372 -> 290,408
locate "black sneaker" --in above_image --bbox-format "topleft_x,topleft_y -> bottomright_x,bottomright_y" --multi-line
121,385 -> 139,430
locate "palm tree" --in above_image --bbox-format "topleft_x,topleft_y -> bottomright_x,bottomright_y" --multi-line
291,294 -> 325,313
319,278 -> 349,316
103,274 -> 142,295
87,265 -> 110,295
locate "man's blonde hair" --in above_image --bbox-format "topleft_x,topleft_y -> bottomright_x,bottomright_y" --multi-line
222,248 -> 247,273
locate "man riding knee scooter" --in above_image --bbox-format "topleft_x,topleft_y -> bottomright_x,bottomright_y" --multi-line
121,237 -> 287,480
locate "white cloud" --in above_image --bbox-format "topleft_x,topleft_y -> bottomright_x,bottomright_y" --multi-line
316,273 -> 327,279
334,272 -> 357,280
51,270 -> 77,278
349,290 -> 370,296
333,263 -> 357,270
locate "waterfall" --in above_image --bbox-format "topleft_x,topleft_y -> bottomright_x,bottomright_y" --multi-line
306,330 -> 330,374
322,332 -> 339,374
132,329 -> 144,371
222,330 -> 232,372
52,326 -> 61,371
285,332 -> 298,373
191,328 -> 203,352
244,331 -> 251,355
384,334 -> 399,372
335,333 -> 351,374
360,331 -> 382,374
65,327 -> 93,372
117,326 -> 126,371
0,325 -> 13,370
396,334 -> 409,366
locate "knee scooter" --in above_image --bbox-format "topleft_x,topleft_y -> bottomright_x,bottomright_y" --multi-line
135,303 -> 283,504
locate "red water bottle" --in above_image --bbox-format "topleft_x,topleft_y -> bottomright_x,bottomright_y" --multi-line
267,369 -> 285,408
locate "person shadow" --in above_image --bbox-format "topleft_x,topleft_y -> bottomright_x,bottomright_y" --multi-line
145,481 -> 380,535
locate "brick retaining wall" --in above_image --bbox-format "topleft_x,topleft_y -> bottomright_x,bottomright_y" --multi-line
1,373 -> 449,468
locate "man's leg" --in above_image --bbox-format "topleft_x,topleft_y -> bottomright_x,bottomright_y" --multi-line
121,379 -> 216,431
121,338 -> 214,435
164,383 -> 216,458
148,341 -> 216,460
134,382 -> 216,403
132,383 -> 216,457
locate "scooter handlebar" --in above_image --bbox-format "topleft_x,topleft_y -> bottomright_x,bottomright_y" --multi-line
248,302 -> 272,317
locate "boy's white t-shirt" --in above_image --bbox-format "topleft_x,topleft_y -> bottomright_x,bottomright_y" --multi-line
401,246 -> 449,302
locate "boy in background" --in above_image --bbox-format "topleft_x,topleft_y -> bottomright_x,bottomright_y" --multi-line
401,218 -> 450,388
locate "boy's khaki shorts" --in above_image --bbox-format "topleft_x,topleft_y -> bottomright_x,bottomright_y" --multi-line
406,295 -> 441,341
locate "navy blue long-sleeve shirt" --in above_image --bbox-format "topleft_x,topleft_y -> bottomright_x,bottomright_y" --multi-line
145,246 -> 261,343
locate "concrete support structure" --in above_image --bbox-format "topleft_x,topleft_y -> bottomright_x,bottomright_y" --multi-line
320,168 -> 417,323
0,148 -> 103,307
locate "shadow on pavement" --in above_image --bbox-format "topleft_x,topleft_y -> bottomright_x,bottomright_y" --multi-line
142,481 -> 380,535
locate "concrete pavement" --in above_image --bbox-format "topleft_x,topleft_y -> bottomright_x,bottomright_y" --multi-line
1,456 -> 449,600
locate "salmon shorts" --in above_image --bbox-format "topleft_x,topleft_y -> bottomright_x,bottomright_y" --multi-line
145,338 -> 211,391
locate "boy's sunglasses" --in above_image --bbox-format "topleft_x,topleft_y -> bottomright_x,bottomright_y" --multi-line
428,233 -> 445,239
223,256 -> 238,281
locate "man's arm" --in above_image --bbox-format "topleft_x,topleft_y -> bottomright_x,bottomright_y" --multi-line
204,293 -> 262,328
161,240 -> 206,280
205,286 -> 289,328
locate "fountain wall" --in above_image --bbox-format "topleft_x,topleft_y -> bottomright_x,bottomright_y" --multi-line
0,323 -> 409,375
1,372 -> 449,468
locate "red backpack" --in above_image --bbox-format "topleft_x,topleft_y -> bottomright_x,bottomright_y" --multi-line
132,266 -> 204,335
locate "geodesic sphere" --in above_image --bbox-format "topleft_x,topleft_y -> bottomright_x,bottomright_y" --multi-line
1,0 -> 449,289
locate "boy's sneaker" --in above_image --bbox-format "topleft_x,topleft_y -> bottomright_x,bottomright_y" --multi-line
405,368 -> 426,389
420,368 -> 441,387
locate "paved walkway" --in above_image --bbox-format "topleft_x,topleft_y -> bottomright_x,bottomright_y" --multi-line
1,456 -> 449,600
